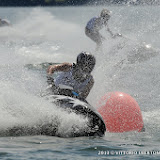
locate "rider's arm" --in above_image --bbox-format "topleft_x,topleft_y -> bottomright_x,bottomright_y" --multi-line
47,63 -> 72,75
105,24 -> 122,38
105,24 -> 115,37
79,76 -> 94,99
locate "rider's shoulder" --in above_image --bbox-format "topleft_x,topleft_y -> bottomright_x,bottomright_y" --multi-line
61,62 -> 72,67
59,62 -> 72,70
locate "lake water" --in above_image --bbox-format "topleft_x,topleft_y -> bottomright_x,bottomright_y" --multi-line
0,5 -> 160,159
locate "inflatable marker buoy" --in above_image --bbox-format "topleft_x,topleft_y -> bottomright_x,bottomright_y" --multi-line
97,92 -> 144,132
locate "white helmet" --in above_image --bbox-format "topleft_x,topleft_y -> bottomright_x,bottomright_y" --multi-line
100,9 -> 110,19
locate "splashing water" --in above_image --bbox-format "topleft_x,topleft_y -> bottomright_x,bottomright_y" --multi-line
0,6 -> 160,138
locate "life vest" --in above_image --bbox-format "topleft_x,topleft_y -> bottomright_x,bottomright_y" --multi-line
54,67 -> 92,96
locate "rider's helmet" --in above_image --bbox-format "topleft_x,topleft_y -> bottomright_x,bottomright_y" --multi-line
76,52 -> 96,74
100,9 -> 110,20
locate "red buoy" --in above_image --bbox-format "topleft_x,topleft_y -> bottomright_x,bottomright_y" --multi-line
97,92 -> 144,132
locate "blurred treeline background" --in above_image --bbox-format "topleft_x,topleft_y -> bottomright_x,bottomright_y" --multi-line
0,0 -> 158,6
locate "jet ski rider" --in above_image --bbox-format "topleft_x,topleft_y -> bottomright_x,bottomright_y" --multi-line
47,52 -> 96,101
85,9 -> 120,50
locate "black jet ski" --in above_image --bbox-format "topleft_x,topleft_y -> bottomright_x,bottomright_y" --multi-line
0,81 -> 106,138
46,94 -> 106,137
44,81 -> 106,137
0,94 -> 106,137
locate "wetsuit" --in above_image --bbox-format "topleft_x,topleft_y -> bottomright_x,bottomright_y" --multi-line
85,17 -> 106,46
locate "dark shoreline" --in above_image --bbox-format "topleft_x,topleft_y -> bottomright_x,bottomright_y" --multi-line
0,0 -> 159,7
